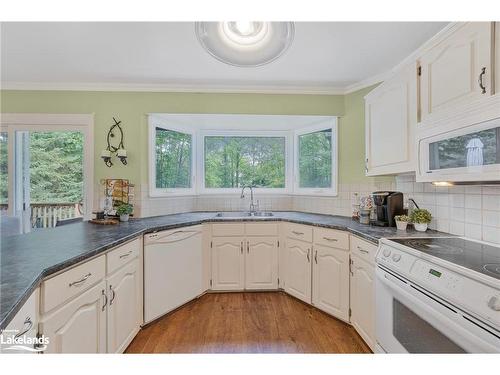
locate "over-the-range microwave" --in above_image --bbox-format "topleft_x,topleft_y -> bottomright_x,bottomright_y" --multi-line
416,101 -> 500,184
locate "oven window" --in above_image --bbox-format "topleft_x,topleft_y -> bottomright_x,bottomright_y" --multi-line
393,299 -> 466,353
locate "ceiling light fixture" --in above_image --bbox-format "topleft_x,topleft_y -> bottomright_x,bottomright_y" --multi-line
195,21 -> 294,67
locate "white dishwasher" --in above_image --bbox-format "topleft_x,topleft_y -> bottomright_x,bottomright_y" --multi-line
144,225 -> 203,323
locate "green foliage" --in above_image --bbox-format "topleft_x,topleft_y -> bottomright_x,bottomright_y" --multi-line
394,214 -> 409,222
29,132 -> 84,203
0,133 -> 7,204
298,129 -> 332,188
410,209 -> 432,224
204,136 -> 285,188
116,203 -> 133,215
155,128 -> 191,188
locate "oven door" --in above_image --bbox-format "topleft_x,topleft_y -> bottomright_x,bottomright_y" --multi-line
376,266 -> 500,353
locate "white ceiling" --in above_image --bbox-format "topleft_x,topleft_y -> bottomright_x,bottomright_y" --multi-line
1,22 -> 448,93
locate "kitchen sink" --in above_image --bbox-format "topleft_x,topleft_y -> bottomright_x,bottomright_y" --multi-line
215,211 -> 274,218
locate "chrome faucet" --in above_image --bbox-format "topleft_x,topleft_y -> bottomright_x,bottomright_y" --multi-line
241,185 -> 259,214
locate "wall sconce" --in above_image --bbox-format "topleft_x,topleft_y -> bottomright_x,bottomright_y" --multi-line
101,117 -> 127,167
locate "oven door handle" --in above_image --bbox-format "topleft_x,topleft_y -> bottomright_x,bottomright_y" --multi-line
376,267 -> 500,353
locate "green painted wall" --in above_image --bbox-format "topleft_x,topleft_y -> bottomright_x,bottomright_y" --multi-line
0,89 -> 391,187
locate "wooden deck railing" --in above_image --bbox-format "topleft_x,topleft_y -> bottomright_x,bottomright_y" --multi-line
0,203 -> 82,228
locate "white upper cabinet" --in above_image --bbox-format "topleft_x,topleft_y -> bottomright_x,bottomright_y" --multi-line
211,237 -> 245,290
245,237 -> 278,290
496,22 -> 500,93
419,22 -> 493,122
365,63 -> 417,175
284,238 -> 312,304
312,243 -> 350,322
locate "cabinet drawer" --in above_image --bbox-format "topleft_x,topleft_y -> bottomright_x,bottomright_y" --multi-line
211,223 -> 245,237
245,223 -> 278,236
107,238 -> 141,275
350,235 -> 377,265
285,223 -> 312,242
41,255 -> 105,313
313,227 -> 349,250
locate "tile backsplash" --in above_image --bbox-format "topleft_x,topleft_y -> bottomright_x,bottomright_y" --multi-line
395,174 -> 500,245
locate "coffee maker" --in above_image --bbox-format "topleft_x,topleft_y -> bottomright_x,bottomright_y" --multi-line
371,191 -> 404,227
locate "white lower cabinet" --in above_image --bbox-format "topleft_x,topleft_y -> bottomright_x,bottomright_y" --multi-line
41,281 -> 107,353
349,237 -> 377,351
312,243 -> 350,322
284,238 -> 312,303
106,258 -> 142,353
245,237 -> 278,290
211,237 -> 245,290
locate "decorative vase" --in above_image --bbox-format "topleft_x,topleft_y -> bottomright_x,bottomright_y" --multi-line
396,221 -> 408,231
414,223 -> 428,232
119,214 -> 129,222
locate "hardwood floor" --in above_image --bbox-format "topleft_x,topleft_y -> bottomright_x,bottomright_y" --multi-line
126,292 -> 371,353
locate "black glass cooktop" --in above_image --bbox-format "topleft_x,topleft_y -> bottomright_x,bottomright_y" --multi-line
391,237 -> 500,280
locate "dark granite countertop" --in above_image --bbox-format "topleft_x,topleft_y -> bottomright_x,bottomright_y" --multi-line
0,211 -> 452,329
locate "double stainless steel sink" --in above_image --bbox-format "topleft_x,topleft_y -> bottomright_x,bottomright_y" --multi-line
215,211 -> 274,218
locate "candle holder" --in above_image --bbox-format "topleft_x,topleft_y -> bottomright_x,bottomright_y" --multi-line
101,117 -> 127,167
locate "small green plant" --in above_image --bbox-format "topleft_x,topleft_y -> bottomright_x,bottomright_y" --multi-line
116,203 -> 133,216
394,215 -> 409,222
410,209 -> 432,224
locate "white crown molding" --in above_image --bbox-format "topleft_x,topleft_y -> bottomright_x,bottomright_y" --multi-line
343,70 -> 390,95
0,81 -> 348,95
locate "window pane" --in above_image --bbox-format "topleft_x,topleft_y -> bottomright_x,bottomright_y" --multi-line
298,129 -> 332,188
0,132 -> 8,210
205,136 -> 285,188
155,128 -> 192,189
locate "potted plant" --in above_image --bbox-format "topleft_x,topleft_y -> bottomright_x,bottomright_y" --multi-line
394,215 -> 409,231
410,209 -> 432,232
116,203 -> 133,222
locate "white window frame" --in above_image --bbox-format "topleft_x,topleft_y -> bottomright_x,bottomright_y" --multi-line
148,115 -> 196,197
0,114 -> 94,227
198,130 -> 292,195
294,119 -> 338,196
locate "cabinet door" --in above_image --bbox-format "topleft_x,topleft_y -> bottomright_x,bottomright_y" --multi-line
365,63 -> 417,175
312,244 -> 349,321
284,238 -> 312,303
495,22 -> 500,94
211,237 -> 244,290
107,259 -> 142,353
419,22 -> 492,121
350,255 -> 375,351
245,237 -> 278,290
41,281 -> 106,353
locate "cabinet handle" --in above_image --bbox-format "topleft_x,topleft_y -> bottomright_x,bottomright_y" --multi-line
365,158 -> 369,173
109,285 -> 116,305
119,251 -> 132,259
292,230 -> 304,235
307,248 -> 310,262
357,246 -> 369,254
240,241 -> 243,254
68,272 -> 91,287
14,317 -> 33,339
101,289 -> 108,311
323,237 -> 338,242
314,250 -> 318,264
478,67 -> 486,94
247,241 -> 249,253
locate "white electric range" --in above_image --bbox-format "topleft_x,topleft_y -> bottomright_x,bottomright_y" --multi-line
375,237 -> 500,353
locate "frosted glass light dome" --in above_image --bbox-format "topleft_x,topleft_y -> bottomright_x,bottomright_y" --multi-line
195,22 -> 294,67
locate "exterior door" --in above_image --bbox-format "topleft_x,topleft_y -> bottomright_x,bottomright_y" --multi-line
106,259 -> 141,353
350,254 -> 375,350
284,238 -> 312,303
211,237 -> 244,290
40,281 -> 106,353
245,237 -> 278,290
312,244 -> 349,321
419,22 -> 492,121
